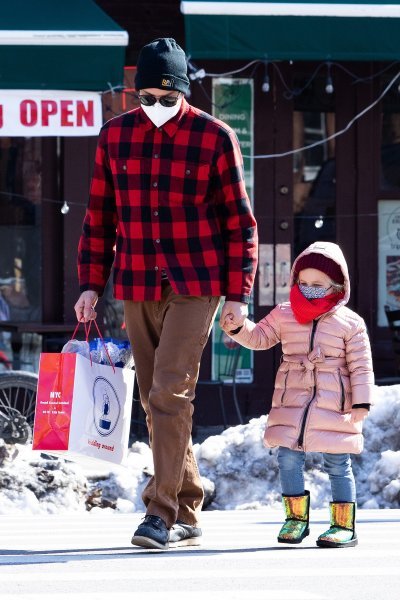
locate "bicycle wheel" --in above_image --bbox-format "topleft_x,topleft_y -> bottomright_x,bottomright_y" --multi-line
0,370 -> 38,426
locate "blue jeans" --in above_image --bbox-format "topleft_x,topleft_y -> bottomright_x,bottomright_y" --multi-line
277,446 -> 356,502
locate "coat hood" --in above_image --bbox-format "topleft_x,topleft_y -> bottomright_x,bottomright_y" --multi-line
290,241 -> 350,306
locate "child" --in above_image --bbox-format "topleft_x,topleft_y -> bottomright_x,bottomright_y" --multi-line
221,241 -> 374,548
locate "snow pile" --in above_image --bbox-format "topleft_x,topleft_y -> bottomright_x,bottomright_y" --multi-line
195,417 -> 332,510
352,384 -> 400,508
84,442 -> 153,513
0,441 -> 87,514
196,384 -> 400,510
0,384 -> 399,513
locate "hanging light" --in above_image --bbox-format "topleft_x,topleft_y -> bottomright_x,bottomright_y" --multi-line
315,216 -> 324,229
187,59 -> 205,82
61,200 -> 70,215
325,62 -> 334,94
262,61 -> 270,93
191,68 -> 206,81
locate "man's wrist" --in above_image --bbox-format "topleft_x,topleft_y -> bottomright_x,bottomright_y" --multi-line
225,294 -> 250,304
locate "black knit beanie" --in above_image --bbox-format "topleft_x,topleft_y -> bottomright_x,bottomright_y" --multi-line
295,253 -> 344,284
135,38 -> 190,94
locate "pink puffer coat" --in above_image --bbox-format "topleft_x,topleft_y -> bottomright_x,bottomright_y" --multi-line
231,242 -> 374,454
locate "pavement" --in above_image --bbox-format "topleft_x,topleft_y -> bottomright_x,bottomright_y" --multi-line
1,508 -> 399,600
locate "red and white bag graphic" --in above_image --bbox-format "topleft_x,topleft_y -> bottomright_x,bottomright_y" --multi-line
32,351 -> 135,465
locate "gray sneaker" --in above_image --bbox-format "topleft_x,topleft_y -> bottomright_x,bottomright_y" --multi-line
169,520 -> 202,547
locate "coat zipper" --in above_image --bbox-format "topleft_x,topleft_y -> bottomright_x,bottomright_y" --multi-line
339,372 -> 345,412
281,371 -> 288,405
297,319 -> 318,449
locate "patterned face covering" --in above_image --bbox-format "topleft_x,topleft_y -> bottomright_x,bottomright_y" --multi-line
299,284 -> 331,299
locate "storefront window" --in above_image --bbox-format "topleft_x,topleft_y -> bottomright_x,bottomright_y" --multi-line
378,200 -> 400,326
0,138 -> 42,369
293,78 -> 336,256
381,82 -> 400,190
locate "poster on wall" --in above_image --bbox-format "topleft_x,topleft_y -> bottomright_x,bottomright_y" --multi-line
378,200 -> 400,326
258,244 -> 274,306
211,302 -> 253,384
275,244 -> 291,304
211,78 -> 254,383
212,78 -> 254,204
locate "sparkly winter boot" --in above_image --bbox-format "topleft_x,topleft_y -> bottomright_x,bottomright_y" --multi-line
277,490 -> 310,544
316,501 -> 358,548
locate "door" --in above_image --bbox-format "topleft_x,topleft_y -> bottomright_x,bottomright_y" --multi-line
187,61 -> 361,422
253,62 -> 358,415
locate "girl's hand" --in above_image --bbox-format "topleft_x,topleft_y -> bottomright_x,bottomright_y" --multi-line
350,408 -> 369,423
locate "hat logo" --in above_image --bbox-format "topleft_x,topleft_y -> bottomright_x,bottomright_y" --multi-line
161,78 -> 174,87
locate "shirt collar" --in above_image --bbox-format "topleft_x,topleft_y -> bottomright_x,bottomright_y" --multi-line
137,97 -> 189,137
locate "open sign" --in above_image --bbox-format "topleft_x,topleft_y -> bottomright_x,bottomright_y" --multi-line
20,99 -> 95,128
0,90 -> 102,136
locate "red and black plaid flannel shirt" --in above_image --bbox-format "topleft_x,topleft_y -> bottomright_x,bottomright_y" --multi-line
78,99 -> 258,302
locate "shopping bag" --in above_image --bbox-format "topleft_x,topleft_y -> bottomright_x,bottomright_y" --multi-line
32,351 -> 135,465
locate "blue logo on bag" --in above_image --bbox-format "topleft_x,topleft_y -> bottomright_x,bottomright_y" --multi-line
92,377 -> 120,437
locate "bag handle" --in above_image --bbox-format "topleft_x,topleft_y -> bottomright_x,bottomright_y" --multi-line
72,319 -> 116,373
71,319 -> 92,342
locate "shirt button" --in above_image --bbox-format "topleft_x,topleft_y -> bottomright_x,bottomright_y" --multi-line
153,210 -> 159,216
185,169 -> 191,175
155,238 -> 160,244
158,127 -> 162,132
122,164 -> 127,171
154,266 -> 159,271
154,153 -> 159,159
153,182 -> 158,188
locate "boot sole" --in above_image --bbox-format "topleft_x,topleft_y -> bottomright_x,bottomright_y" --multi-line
169,537 -> 202,548
316,537 -> 358,548
131,535 -> 169,550
278,527 -> 310,544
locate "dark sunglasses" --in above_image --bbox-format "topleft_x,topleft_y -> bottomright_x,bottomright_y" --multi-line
136,93 -> 181,107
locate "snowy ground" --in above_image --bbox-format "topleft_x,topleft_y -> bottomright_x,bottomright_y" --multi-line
0,384 -> 399,515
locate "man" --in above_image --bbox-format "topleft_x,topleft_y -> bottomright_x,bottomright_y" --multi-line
74,38 -> 258,550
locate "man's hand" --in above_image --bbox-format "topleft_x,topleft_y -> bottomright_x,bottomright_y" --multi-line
350,407 -> 369,424
74,291 -> 98,322
219,301 -> 248,330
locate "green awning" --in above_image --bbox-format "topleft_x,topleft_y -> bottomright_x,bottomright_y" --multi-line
181,1 -> 400,61
0,0 -> 128,90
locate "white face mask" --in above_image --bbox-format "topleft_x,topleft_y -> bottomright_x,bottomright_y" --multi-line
141,97 -> 182,128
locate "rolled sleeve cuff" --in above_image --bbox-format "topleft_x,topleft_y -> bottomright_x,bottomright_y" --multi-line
225,292 -> 251,304
79,283 -> 105,297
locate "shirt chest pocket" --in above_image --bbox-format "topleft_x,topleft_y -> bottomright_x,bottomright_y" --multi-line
166,161 -> 211,205
109,158 -> 211,206
110,158 -> 146,202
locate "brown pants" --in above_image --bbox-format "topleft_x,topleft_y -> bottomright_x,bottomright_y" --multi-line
124,284 -> 220,528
